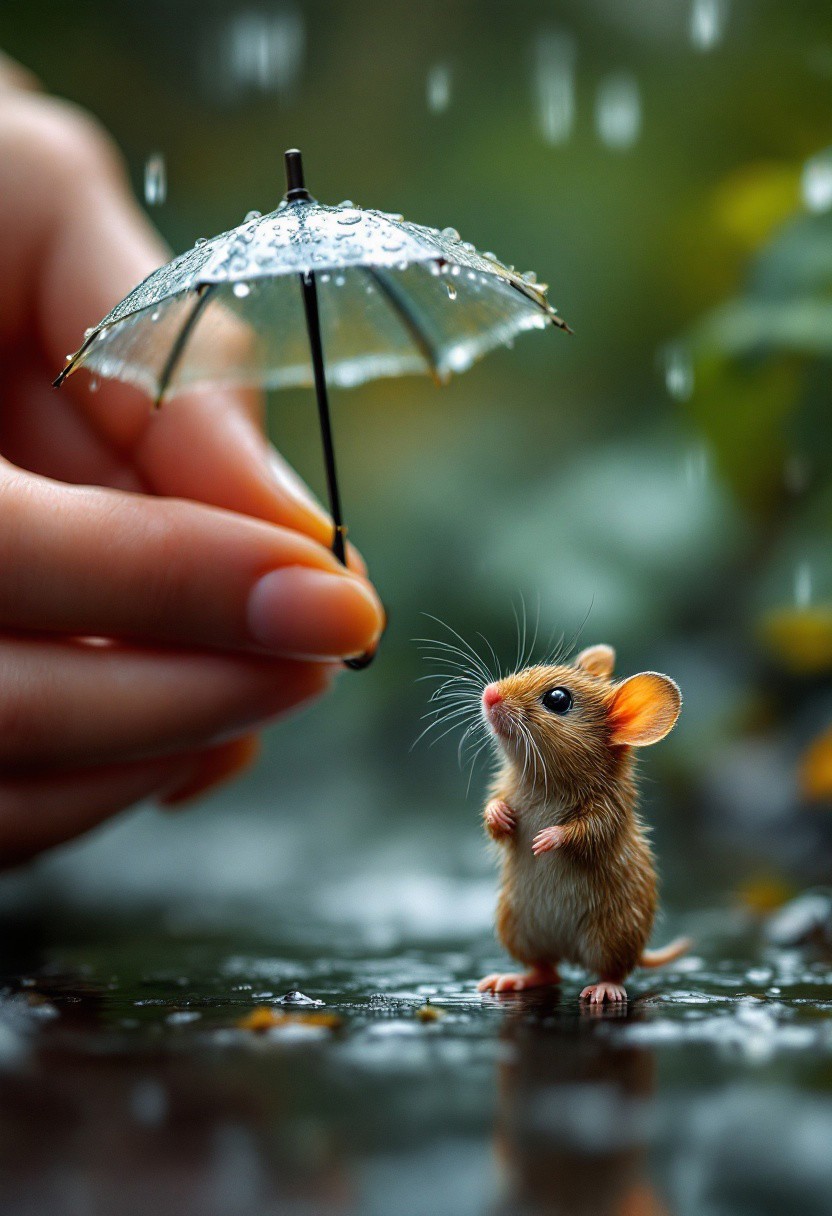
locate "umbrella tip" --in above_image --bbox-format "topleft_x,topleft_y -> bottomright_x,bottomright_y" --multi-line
284,148 -> 311,202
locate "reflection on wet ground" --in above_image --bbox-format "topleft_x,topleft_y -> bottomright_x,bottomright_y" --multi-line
1,905 -> 831,1216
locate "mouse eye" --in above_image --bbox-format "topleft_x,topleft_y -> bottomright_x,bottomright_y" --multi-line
541,687 -> 573,715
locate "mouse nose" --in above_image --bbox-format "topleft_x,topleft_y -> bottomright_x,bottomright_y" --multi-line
482,684 -> 503,709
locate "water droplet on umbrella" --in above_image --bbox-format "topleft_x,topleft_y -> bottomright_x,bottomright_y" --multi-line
381,240 -> 402,252
450,265 -> 461,276
596,72 -> 642,150
532,29 -> 576,146
429,263 -> 441,276
794,561 -> 813,608
483,251 -> 497,260
194,237 -> 208,247
233,282 -> 251,298
689,0 -> 728,51
461,241 -> 476,253
245,209 -> 262,223
441,227 -> 460,241
337,199 -> 355,209
278,199 -> 288,210
446,282 -> 457,300
337,213 -> 362,226
521,270 -> 538,284
335,275 -> 345,286
144,153 -> 166,206
396,260 -> 409,271
426,62 -> 452,114
320,273 -> 331,283
801,150 -> 832,213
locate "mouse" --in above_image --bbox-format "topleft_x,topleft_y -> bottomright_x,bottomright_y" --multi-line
475,643 -> 688,1004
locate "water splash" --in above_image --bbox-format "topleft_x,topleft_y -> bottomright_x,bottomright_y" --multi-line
143,154 -> 166,206
662,344 -> 694,401
690,0 -> 728,51
532,29 -> 576,146
794,562 -> 813,609
426,62 -> 452,114
801,149 -> 832,213
595,73 -> 642,150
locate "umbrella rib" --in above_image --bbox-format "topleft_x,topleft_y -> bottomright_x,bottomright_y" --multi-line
363,266 -> 443,385
154,283 -> 219,407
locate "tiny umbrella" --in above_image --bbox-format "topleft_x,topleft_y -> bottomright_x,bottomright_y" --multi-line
55,149 -> 570,667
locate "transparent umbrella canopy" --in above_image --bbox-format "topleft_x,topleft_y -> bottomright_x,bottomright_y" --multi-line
55,149 -> 570,666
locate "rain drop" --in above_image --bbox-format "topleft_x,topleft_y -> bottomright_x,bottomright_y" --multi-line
337,213 -> 362,226
143,153 -> 166,206
83,327 -> 94,339
334,275 -> 345,287
429,263 -> 442,276
532,29 -> 576,146
461,241 -> 476,253
441,227 -> 460,242
521,270 -> 538,284
151,310 -> 161,322
801,150 -> 832,213
219,8 -> 306,101
446,281 -> 457,300
244,209 -> 262,223
194,237 -> 208,247
662,345 -> 694,401
337,199 -> 355,209
483,251 -> 497,260
89,377 -> 99,393
684,443 -> 710,487
595,72 -> 642,150
426,61 -> 452,114
233,282 -> 251,298
794,562 -> 813,609
689,0 -> 728,52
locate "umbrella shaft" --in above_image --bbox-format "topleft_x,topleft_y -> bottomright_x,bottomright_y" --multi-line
299,271 -> 347,566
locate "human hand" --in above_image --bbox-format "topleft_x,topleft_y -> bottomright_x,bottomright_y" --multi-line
0,59 -> 384,865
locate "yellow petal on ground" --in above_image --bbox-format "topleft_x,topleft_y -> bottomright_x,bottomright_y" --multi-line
799,725 -> 832,802
237,1006 -> 342,1032
738,874 -> 796,915
759,605 -> 832,674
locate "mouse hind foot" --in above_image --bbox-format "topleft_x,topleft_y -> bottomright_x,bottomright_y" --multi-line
477,964 -> 560,994
580,981 -> 627,1005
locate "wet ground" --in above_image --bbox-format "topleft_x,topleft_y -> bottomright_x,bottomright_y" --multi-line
2,869 -> 832,1216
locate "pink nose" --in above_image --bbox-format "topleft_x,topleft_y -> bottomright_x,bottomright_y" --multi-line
483,684 -> 503,709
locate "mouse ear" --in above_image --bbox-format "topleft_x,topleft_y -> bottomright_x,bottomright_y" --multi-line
607,673 -> 681,746
576,644 -> 616,678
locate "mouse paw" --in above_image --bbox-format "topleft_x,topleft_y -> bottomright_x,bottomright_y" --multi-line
580,981 -> 627,1005
484,799 -> 516,840
477,965 -> 560,994
532,825 -> 567,855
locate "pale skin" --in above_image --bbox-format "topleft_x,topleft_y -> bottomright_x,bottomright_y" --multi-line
0,56 -> 385,866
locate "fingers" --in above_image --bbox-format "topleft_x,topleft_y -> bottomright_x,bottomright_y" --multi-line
0,737 -> 259,870
0,635 -> 333,770
0,90 -> 367,572
0,465 -> 383,659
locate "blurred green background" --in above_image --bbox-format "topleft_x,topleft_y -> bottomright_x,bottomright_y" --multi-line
1,0 -> 830,920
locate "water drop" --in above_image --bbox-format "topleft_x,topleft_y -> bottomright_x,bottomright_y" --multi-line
233,282 -> 251,298
429,262 -> 441,276
144,153 -> 166,206
446,281 -> 457,300
426,61 -> 452,114
83,327 -> 94,339
244,209 -> 262,223
532,29 -> 576,146
337,213 -> 362,226
220,7 -> 306,101
801,150 -> 832,213
335,275 -> 345,287
521,270 -> 538,284
89,377 -> 99,393
461,241 -> 476,253
337,199 -> 355,209
277,199 -> 288,210
151,309 -> 161,322
662,345 -> 694,401
441,227 -> 460,242
596,72 -> 642,150
794,562 -> 813,609
195,236 -> 208,247
450,264 -> 461,276
690,0 -> 728,51
320,273 -> 331,283
684,443 -> 710,487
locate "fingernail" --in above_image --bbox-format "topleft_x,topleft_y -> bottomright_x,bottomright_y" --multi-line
160,736 -> 260,809
267,448 -> 329,521
246,566 -> 384,657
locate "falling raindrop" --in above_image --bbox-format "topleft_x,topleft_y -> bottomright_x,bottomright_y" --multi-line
794,562 -> 813,608
596,73 -> 642,150
662,345 -> 694,401
216,7 -> 306,102
532,29 -> 576,146
426,62 -> 452,114
801,149 -> 832,213
689,0 -> 728,51
144,153 -> 166,206
233,282 -> 251,298
446,282 -> 457,300
684,443 -> 710,487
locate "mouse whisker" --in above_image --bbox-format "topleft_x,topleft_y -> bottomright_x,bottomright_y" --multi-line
419,616 -> 496,685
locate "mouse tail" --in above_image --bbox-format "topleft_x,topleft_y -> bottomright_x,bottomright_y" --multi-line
638,936 -> 692,969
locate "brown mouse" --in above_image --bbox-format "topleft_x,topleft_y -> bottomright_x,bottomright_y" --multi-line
476,643 -> 688,1004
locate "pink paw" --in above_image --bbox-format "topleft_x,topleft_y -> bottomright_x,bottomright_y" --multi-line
484,799 -> 516,839
477,966 -> 559,994
580,981 -> 627,1005
532,825 -> 567,856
